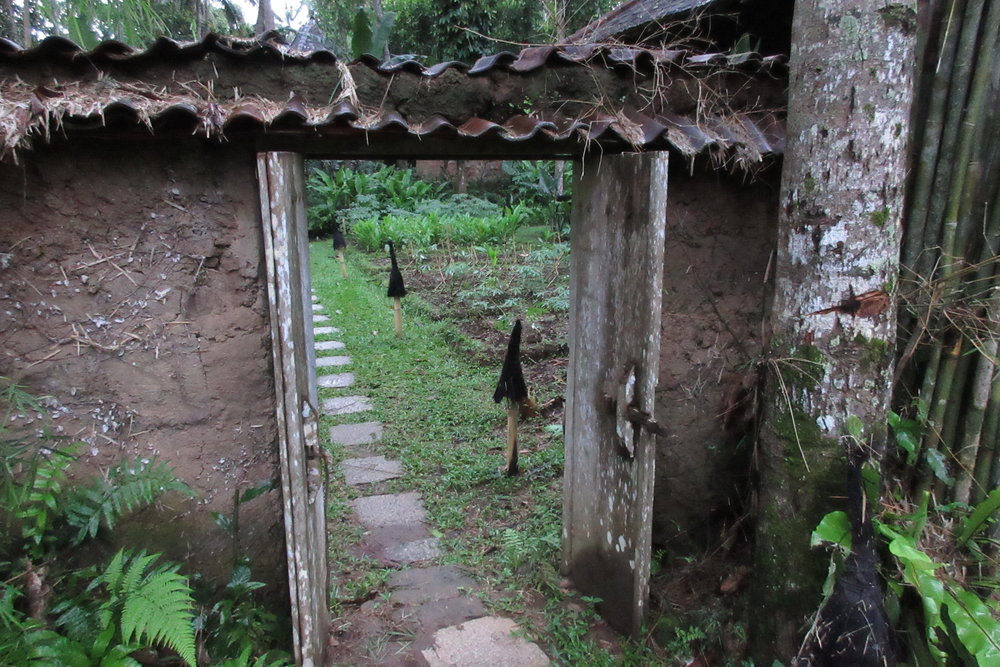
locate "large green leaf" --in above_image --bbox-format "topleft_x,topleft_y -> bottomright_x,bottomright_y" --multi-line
810,510 -> 852,552
956,487 -> 1000,547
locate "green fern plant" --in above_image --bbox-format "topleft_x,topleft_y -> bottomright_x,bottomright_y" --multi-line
94,549 -> 197,666
64,457 -> 195,545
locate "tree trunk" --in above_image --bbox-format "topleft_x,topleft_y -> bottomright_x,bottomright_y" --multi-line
20,0 -> 31,46
256,0 -> 275,35
750,0 -> 917,661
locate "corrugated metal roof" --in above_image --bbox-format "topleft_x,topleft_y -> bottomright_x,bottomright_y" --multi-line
569,0 -> 724,44
0,33 -> 785,166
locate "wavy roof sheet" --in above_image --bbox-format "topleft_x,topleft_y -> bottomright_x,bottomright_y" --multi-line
0,33 -> 786,167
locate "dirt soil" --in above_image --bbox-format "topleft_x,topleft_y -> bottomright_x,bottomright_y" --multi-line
0,140 -> 285,595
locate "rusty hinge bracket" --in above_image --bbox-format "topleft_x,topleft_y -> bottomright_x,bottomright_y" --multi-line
604,364 -> 667,461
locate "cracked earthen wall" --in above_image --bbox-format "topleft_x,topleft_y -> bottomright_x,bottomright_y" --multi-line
0,139 -> 285,594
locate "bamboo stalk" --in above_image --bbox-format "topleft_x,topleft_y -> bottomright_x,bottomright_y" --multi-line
393,297 -> 402,337
506,405 -> 519,476
935,342 -> 973,500
904,0 -> 965,270
337,249 -> 347,278
955,339 -> 997,504
935,0 -> 991,281
904,341 -> 944,492
970,164 -> 1000,503
916,335 -> 963,498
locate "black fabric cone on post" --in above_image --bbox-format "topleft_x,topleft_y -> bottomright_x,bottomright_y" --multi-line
387,241 -> 406,298
795,445 -> 894,666
333,223 -> 348,277
332,224 -> 346,250
387,241 -> 406,336
493,320 -> 527,404
494,319 -> 527,477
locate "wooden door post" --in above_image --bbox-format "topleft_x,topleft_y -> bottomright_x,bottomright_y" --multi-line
258,152 -> 329,666
562,152 -> 668,637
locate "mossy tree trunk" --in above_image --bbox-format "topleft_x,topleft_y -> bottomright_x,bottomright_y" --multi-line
749,0 -> 917,660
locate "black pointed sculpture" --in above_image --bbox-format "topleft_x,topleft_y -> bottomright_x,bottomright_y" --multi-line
332,223 -> 347,278
493,320 -> 529,476
387,241 -> 406,336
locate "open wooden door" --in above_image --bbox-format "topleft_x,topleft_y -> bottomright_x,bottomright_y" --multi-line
257,152 -> 329,666
562,151 -> 668,636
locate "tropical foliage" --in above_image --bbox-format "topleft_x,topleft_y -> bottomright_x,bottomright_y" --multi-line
2,0 -> 249,47
0,378 -> 289,665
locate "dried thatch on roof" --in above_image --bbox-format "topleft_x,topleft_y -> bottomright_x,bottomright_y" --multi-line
0,32 -> 786,169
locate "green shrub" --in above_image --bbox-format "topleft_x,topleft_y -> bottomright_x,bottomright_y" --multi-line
306,164 -> 446,236
0,380 -> 286,665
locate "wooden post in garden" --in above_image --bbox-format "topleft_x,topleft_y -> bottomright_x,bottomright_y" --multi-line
562,152 -> 668,637
387,241 -> 406,336
494,319 -> 529,476
333,224 -> 348,278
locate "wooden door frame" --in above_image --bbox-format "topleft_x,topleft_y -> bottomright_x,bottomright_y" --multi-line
258,152 -> 329,667
258,149 -> 669,661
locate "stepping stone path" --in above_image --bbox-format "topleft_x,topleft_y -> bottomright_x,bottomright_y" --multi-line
310,290 -> 550,665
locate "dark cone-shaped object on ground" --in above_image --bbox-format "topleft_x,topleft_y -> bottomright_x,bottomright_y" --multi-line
494,320 -> 527,404
332,224 -> 347,250
333,224 -> 348,277
794,444 -> 894,667
387,241 -> 406,298
387,241 -> 406,336
494,320 -> 529,476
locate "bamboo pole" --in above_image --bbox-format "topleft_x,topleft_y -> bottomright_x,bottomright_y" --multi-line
904,0 -> 965,270
917,335 -> 963,498
923,0 -> 986,268
955,339 -> 996,504
935,342 -> 973,499
967,160 -> 1000,503
337,250 -> 347,278
506,406 -> 519,476
974,371 -> 1000,503
393,297 -> 402,337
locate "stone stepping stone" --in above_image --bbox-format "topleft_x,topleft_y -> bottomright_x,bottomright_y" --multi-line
341,455 -> 403,485
315,340 -> 346,351
322,395 -> 373,415
385,537 -> 441,564
352,491 -> 426,528
316,355 -> 351,368
313,326 -> 340,335
311,303 -> 323,311
313,314 -> 330,322
421,616 -> 550,667
311,294 -> 319,302
329,421 -> 382,446
389,565 -> 477,605
318,372 -> 355,389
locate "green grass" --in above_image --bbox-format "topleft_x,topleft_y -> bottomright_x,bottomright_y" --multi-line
310,242 -> 651,664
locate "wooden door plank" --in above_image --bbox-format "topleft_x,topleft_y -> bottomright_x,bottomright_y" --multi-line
562,152 -> 668,636
258,153 -> 328,666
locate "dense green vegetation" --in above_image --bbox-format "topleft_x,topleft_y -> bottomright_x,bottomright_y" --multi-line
306,161 -> 571,248
0,380 -> 291,665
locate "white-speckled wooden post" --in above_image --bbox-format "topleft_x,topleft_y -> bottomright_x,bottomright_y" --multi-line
258,153 -> 329,666
562,152 -> 668,637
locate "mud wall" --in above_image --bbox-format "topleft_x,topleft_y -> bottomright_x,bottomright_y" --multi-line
653,164 -> 779,552
0,139 -> 284,592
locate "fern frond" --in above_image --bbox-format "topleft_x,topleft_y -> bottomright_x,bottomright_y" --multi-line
97,550 -> 197,667
65,458 -> 195,544
120,568 -> 196,666
15,447 -> 76,549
